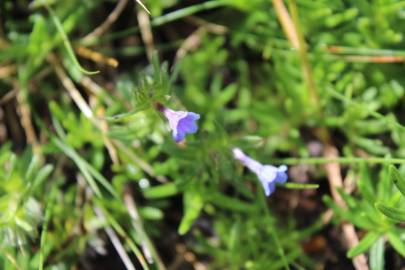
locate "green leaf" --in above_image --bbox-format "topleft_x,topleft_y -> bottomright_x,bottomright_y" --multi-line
369,237 -> 384,270
377,166 -> 391,201
46,4 -> 99,75
347,231 -> 380,258
207,194 -> 255,212
358,162 -> 375,203
15,217 -> 33,233
387,231 -> 405,257
143,183 -> 178,199
32,164 -> 53,190
283,183 -> 319,189
139,206 -> 163,220
390,165 -> 405,197
375,202 -> 405,222
178,190 -> 203,235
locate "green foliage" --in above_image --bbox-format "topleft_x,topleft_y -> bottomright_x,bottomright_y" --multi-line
1,0 -> 405,269
0,146 -> 52,248
324,163 -> 405,260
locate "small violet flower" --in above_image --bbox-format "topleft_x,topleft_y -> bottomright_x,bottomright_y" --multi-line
232,148 -> 288,196
158,104 -> 200,143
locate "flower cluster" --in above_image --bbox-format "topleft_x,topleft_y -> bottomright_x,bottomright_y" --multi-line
158,104 -> 288,196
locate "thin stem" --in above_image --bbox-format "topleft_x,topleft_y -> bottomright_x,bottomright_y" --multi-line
94,206 -> 136,270
45,4 -> 99,75
258,190 -> 290,270
84,0 -> 226,45
82,0 -> 129,43
272,156 -> 405,165
288,0 -> 320,110
39,182 -> 59,270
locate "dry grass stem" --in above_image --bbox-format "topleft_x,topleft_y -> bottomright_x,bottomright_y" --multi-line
82,0 -> 129,44
324,145 -> 369,270
15,82 -> 40,155
137,7 -> 154,60
76,46 -> 119,68
272,0 -> 299,49
94,206 -> 136,270
123,185 -> 166,269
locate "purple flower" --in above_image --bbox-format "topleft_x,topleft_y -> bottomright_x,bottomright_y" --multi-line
161,106 -> 200,143
232,148 -> 288,196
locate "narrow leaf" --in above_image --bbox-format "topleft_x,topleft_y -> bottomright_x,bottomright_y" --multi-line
375,202 -> 405,222
46,5 -> 99,75
208,194 -> 255,212
284,183 -> 319,189
347,231 -> 380,258
390,165 -> 405,197
387,231 -> 405,257
358,162 -> 375,203
143,183 -> 178,199
369,237 -> 384,270
178,190 -> 203,235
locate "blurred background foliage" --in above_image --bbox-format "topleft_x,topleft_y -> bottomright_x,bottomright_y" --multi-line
0,0 -> 405,269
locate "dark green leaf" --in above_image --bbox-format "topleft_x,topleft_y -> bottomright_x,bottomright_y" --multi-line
375,202 -> 405,222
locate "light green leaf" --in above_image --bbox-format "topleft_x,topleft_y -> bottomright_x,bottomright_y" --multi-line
387,231 -> 405,257
178,190 -> 203,235
390,165 -> 405,197
139,207 -> 163,220
347,231 -> 380,258
375,202 -> 405,222
143,183 -> 178,199
284,183 -> 319,189
358,162 -> 375,203
369,237 -> 384,270
208,194 -> 255,212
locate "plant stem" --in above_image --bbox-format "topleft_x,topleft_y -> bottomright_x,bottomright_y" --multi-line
272,156 -> 405,165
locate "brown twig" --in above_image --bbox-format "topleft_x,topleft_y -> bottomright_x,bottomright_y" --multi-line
0,64 -> 17,79
137,6 -> 154,60
272,0 -> 299,49
0,88 -> 18,105
15,81 -> 41,155
186,16 -> 228,34
339,55 -> 405,63
48,54 -> 94,119
168,244 -> 207,270
175,28 -> 207,60
324,145 -> 369,270
123,185 -> 166,269
79,75 -> 114,106
76,46 -> 119,68
175,18 -> 227,61
94,206 -> 136,270
82,0 -> 129,44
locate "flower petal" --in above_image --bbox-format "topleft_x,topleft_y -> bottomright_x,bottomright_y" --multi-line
173,129 -> 186,142
162,107 -> 200,142
275,170 -> 288,184
258,165 -> 278,184
266,181 -> 276,196
178,115 -> 198,133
